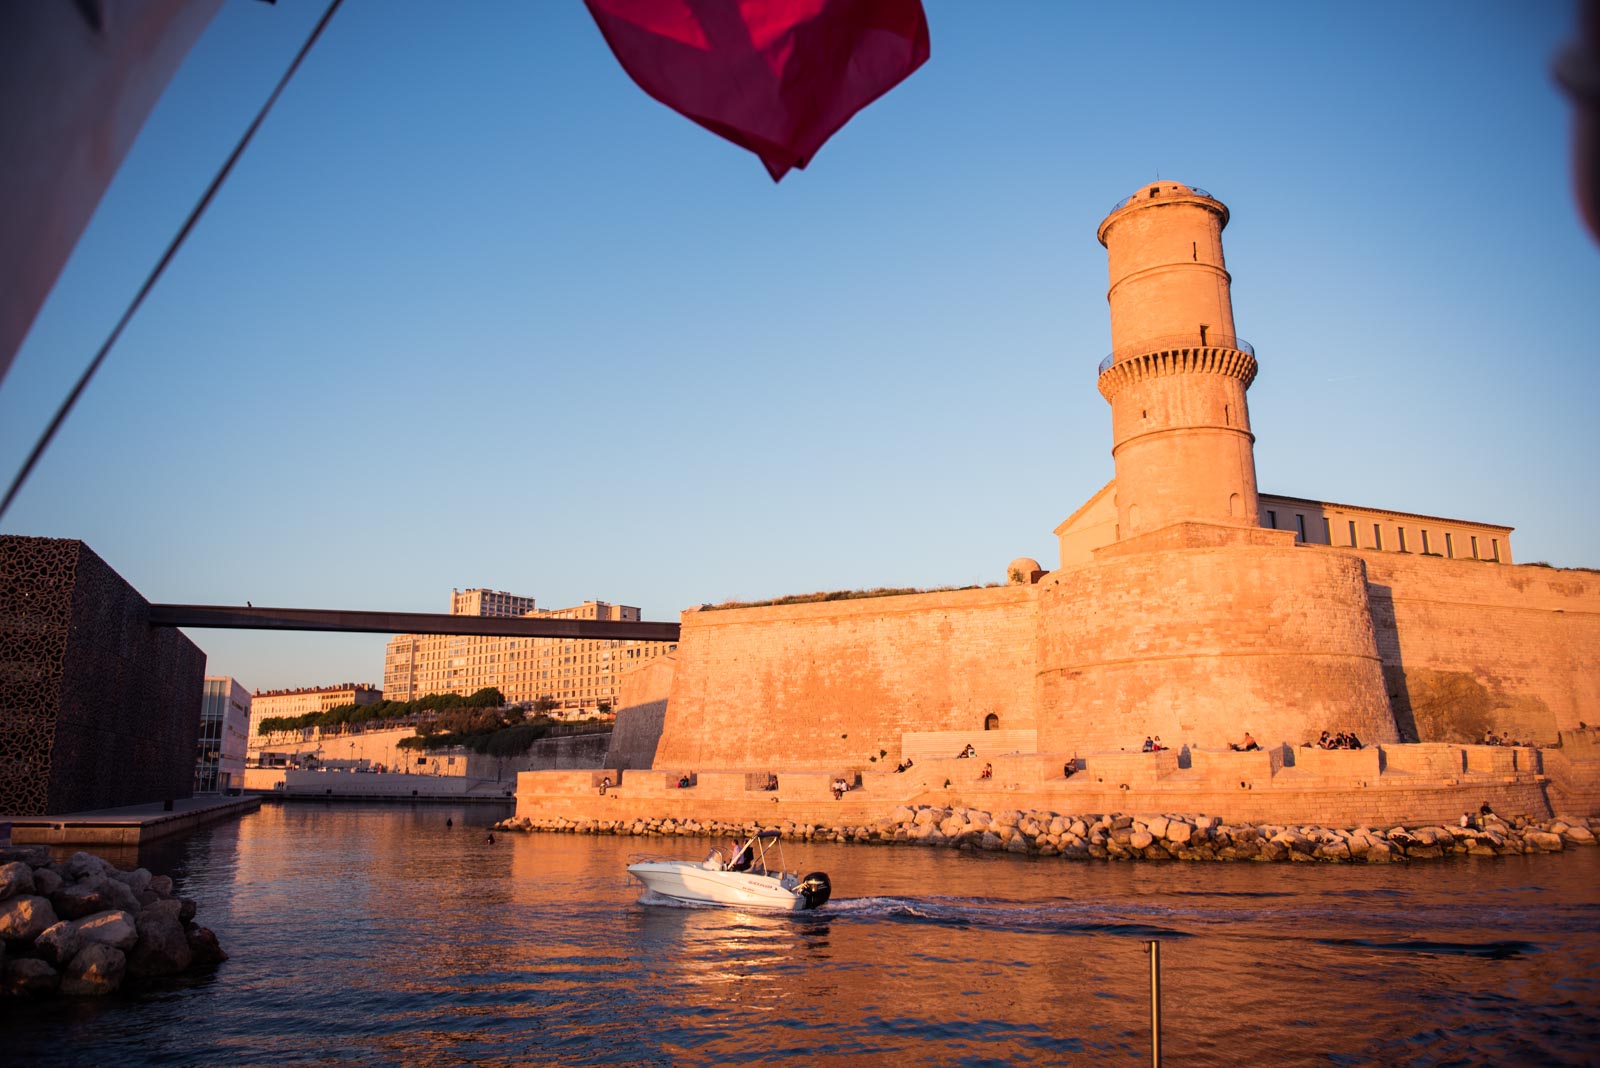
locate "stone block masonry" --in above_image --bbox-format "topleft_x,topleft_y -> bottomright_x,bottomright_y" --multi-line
655,586 -> 1038,771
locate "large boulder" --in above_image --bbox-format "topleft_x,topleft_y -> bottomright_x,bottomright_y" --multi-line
0,860 -> 34,900
75,910 -> 139,952
32,867 -> 63,897
3,957 -> 59,997
63,852 -> 108,881
147,875 -> 175,898
34,920 -> 84,966
1524,831 -> 1565,852
1165,821 -> 1194,845
127,900 -> 192,978
186,926 -> 228,968
0,894 -> 59,942
59,942 -> 126,997
51,880 -> 113,921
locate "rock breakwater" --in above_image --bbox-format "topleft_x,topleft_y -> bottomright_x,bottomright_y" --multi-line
494,808 -> 1600,863
0,845 -> 226,998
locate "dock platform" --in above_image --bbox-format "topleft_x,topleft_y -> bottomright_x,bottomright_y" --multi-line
3,795 -> 262,848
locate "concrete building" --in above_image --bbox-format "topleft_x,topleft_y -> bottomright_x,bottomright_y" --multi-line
0,537 -> 206,816
247,683 -> 381,749
382,590 -> 677,712
616,182 -> 1596,784
195,676 -> 251,794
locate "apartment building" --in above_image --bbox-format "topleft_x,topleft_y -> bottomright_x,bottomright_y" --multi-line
247,682 -> 382,746
383,589 -> 676,711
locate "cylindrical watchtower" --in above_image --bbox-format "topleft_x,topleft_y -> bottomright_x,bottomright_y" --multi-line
1096,182 -> 1260,538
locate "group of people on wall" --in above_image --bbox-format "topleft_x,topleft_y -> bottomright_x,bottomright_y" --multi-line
1310,730 -> 1365,750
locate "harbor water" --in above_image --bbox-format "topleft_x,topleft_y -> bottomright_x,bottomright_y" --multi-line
5,803 -> 1598,1066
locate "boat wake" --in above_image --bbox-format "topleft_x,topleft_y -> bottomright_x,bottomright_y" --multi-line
824,895 -> 1192,939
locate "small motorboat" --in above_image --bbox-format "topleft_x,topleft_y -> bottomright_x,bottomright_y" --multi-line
627,829 -> 831,911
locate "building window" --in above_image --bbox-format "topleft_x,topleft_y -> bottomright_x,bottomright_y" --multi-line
1491,538 -> 1501,562
1348,520 -> 1358,547
1397,527 -> 1408,552
1445,533 -> 1455,558
1295,514 -> 1306,542
1471,535 -> 1480,559
1322,518 -> 1332,544
1267,510 -> 1277,529
1373,523 -> 1383,551
1421,530 -> 1432,554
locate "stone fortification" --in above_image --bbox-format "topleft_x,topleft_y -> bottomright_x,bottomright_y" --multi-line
653,586 -> 1037,770
535,181 -> 1600,826
1038,542 -> 1397,753
1356,551 -> 1600,744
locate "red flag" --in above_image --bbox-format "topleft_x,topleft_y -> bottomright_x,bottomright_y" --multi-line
585,0 -> 930,181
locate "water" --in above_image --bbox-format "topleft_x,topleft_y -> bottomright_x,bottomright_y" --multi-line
6,803 -> 1598,1066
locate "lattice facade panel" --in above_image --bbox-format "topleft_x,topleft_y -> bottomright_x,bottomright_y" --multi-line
0,537 -> 205,815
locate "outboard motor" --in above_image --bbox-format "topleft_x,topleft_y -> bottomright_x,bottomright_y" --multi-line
797,871 -> 832,910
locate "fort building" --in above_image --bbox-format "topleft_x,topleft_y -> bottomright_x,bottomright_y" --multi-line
515,182 -> 1599,828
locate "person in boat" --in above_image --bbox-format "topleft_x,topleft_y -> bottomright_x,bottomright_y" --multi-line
1229,732 -> 1260,752
728,840 -> 753,872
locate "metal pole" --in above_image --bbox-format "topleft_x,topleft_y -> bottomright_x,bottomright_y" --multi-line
1148,940 -> 1162,1067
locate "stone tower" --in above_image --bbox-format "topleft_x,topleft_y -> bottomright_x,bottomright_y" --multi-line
1096,182 -> 1260,538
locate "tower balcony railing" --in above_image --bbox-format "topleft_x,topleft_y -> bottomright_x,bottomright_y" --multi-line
1107,185 -> 1213,214
1098,333 -> 1254,375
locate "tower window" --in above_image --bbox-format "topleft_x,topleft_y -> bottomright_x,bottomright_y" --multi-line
1199,324 -> 1209,345
1445,533 -> 1455,558
1267,510 -> 1277,529
1471,535 -> 1480,559
1373,523 -> 1383,550
1398,527 -> 1408,552
1322,518 -> 1332,544
1296,514 -> 1307,542
1491,538 -> 1501,562
1348,520 -> 1358,547
1422,530 -> 1432,554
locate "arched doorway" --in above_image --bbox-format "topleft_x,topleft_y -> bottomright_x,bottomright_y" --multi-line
984,713 -> 999,731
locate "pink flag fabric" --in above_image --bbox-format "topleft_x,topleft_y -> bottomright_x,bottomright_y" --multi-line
585,0 -> 930,181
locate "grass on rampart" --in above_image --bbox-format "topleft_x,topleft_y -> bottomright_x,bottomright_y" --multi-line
701,582 -> 1004,612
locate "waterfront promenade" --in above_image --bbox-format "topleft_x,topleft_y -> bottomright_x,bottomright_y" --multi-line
5,794 -> 260,849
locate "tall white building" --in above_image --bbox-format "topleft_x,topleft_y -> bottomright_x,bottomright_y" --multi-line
196,676 -> 251,793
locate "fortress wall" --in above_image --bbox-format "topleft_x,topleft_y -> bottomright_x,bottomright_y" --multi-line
608,656 -> 676,770
1355,553 -> 1600,743
653,587 -> 1038,771
1036,545 -> 1396,754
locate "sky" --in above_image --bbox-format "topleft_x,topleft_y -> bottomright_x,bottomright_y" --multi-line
2,1 -> 1596,694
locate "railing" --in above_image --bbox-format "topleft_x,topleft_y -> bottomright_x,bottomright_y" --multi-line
1098,333 -> 1254,375
1107,185 -> 1214,215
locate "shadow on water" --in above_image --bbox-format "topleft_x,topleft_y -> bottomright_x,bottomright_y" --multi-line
1314,937 -> 1540,959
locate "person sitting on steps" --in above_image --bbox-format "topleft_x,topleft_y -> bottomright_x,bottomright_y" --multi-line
1229,732 -> 1260,752
979,762 -> 992,780
957,743 -> 976,758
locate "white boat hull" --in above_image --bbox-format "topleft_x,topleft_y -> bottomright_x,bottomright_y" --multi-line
627,860 -> 809,911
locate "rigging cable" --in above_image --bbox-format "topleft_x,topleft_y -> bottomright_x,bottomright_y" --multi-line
0,0 -> 347,525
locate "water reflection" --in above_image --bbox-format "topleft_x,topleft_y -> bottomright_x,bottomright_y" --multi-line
6,804 -> 1598,1067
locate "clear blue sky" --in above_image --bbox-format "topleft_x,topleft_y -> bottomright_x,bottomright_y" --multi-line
3,1 -> 1595,693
